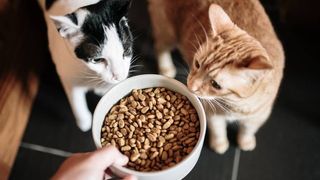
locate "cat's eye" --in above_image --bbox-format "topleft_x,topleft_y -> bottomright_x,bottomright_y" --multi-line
195,60 -> 200,69
211,80 -> 222,90
90,58 -> 105,64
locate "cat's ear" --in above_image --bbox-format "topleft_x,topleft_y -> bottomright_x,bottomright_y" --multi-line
239,56 -> 273,70
232,56 -> 272,97
208,4 -> 234,35
50,14 -> 80,39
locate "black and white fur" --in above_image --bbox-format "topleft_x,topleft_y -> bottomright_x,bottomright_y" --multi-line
38,0 -> 133,131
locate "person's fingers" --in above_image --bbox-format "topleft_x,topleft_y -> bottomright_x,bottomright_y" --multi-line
123,175 -> 137,180
104,168 -> 113,175
103,173 -> 112,180
89,145 -> 128,170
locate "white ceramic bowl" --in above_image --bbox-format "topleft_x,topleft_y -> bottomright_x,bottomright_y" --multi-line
92,74 -> 206,180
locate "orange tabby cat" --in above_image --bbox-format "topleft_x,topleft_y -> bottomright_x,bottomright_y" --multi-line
148,0 -> 284,153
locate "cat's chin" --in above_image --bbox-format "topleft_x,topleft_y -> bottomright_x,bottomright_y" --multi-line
108,80 -> 121,84
191,93 -> 214,100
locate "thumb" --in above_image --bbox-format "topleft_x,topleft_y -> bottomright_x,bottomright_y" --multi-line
123,175 -> 137,180
89,145 -> 128,170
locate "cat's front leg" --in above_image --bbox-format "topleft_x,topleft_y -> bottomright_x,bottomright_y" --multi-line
148,1 -> 177,78
208,113 -> 229,154
238,109 -> 270,151
71,87 -> 92,131
63,83 -> 92,131
157,51 -> 177,78
237,121 -> 258,151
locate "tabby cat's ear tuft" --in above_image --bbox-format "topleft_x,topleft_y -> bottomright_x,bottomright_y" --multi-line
208,4 -> 234,36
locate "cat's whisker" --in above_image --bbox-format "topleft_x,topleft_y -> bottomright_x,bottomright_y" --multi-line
95,79 -> 107,88
132,35 -> 139,42
213,98 -> 232,114
123,34 -> 131,44
81,76 -> 99,79
216,97 -> 239,107
130,55 -> 140,66
214,99 -> 230,113
79,70 -> 98,76
129,68 -> 142,76
129,64 -> 143,75
81,74 -> 101,79
206,99 -> 217,112
194,33 -> 204,53
129,70 -> 140,74
80,74 -> 100,81
198,98 -> 206,110
130,65 -> 143,68
130,64 -> 140,71
215,98 -> 231,106
220,99 -> 238,108
188,40 -> 200,54
84,77 -> 100,82
198,97 -> 216,113
84,81 -> 102,88
79,70 -> 92,74
80,74 -> 106,87
84,78 -> 104,85
129,66 -> 141,71
124,30 -> 140,44
199,98 -> 206,110
129,69 -> 141,72
194,16 -> 210,52
129,68 -> 141,73
192,15 -> 211,53
211,99 -> 226,113
130,59 -> 138,66
208,98 -> 221,111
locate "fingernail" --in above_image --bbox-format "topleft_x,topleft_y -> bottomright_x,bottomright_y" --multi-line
121,154 -> 129,163
115,154 -> 129,166
125,175 -> 137,180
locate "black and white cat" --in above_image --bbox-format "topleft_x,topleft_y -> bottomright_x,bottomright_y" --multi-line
38,0 -> 133,131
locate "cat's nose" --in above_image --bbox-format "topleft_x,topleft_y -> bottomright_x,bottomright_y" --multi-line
187,80 -> 201,94
188,84 -> 199,93
112,72 -> 127,81
187,81 -> 196,91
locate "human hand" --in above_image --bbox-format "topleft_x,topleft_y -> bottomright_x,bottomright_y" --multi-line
52,145 -> 136,180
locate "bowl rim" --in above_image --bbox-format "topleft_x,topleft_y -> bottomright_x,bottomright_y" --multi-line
92,74 -> 206,176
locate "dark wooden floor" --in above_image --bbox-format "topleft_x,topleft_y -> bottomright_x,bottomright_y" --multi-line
1,0 -> 320,179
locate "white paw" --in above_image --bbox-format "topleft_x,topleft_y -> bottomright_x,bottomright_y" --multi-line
238,134 -> 256,151
159,67 -> 177,78
158,51 -> 176,78
210,138 -> 229,154
75,112 -> 92,132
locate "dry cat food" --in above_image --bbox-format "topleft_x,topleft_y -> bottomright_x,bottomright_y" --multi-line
101,87 -> 200,172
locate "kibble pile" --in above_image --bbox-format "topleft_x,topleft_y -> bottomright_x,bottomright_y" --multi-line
101,87 -> 200,172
